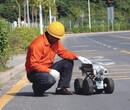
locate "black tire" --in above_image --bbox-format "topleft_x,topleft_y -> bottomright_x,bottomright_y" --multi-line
83,78 -> 94,95
74,78 -> 83,94
104,78 -> 114,94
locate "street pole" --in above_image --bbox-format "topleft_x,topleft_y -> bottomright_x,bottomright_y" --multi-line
81,13 -> 84,28
82,16 -> 84,28
70,20 -> 71,30
26,0 -> 30,27
39,3 -> 43,34
54,0 -> 56,21
49,7 -> 52,23
88,0 -> 91,31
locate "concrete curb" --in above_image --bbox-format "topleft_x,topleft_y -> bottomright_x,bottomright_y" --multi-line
65,30 -> 130,37
0,63 -> 25,86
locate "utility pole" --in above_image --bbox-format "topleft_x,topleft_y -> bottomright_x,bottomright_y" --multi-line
88,0 -> 91,31
54,0 -> 56,21
49,7 -> 52,24
105,0 -> 115,31
39,3 -> 43,34
26,0 -> 30,27
49,0 -> 56,23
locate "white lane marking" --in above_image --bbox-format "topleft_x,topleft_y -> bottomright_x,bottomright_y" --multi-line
90,56 -> 115,66
113,48 -> 117,50
71,45 -> 89,47
79,38 -> 118,55
72,50 -> 97,53
120,42 -> 130,45
98,62 -> 115,65
108,46 -> 111,48
92,58 -> 112,62
89,38 -> 118,50
91,56 -> 104,59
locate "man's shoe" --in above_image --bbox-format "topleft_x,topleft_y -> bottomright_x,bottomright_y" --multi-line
55,88 -> 73,95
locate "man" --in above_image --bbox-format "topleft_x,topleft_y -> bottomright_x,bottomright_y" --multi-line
25,21 -> 91,96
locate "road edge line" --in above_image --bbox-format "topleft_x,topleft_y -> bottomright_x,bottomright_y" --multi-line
0,75 -> 28,110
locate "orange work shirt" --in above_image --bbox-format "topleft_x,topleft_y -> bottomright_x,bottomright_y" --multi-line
25,33 -> 78,74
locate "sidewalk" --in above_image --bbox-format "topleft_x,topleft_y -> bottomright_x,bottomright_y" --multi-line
0,54 -> 26,87
6,54 -> 26,68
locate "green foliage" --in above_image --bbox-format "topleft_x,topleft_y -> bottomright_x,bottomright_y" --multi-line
0,0 -> 18,22
8,28 -> 40,53
0,23 -> 41,71
0,0 -> 130,33
72,26 -> 90,33
0,18 -> 10,70
30,0 -> 57,18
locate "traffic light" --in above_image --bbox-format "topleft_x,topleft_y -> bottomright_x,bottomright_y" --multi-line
105,0 -> 114,7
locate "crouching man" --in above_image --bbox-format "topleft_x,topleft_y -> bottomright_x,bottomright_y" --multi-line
25,21 -> 91,96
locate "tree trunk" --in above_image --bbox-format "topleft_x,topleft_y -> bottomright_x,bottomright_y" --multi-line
35,10 -> 38,28
32,7 -> 34,27
24,0 -> 26,27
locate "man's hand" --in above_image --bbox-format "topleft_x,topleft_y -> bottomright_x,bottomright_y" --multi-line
78,56 -> 92,64
49,69 -> 60,79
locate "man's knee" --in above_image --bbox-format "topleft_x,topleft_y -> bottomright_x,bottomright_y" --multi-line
47,76 -> 56,86
38,76 -> 56,91
35,74 -> 56,87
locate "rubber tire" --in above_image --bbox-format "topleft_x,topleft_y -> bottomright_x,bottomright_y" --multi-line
74,78 -> 83,94
104,78 -> 114,94
83,78 -> 94,95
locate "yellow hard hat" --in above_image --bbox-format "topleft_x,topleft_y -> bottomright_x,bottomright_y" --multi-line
47,21 -> 65,39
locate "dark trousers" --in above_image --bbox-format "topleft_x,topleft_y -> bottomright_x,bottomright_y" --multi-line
27,59 -> 74,94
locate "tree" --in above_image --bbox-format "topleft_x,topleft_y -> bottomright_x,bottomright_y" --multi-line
16,0 -> 24,27
0,0 -> 130,29
70,6 -> 82,24
30,0 -> 57,24
56,0 -> 70,18
105,0 -> 115,7
0,0 -> 18,22
24,0 -> 26,27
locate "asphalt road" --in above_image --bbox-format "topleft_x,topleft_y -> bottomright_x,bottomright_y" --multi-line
2,32 -> 130,110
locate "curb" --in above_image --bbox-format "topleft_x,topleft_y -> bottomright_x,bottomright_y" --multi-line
0,63 -> 25,86
65,30 -> 130,37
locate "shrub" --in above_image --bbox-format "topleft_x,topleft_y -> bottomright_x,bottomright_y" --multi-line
0,18 -> 11,71
8,27 -> 40,53
0,25 -> 41,71
72,27 -> 80,33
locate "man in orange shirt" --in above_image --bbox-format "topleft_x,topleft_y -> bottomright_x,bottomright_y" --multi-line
25,21 -> 91,96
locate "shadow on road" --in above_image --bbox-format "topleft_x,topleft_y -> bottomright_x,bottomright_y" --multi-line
7,90 -> 106,98
8,92 -> 34,97
7,92 -> 58,97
